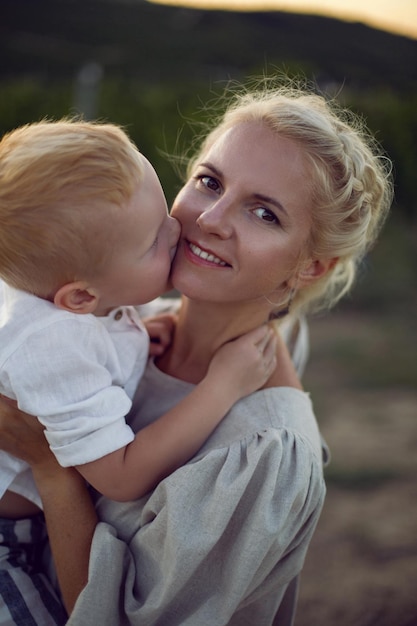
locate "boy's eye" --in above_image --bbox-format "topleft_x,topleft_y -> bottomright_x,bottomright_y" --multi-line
253,207 -> 280,224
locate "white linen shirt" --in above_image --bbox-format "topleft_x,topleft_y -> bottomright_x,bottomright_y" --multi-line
0,281 -> 149,507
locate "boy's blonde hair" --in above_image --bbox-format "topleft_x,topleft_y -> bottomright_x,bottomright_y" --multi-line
188,82 -> 393,315
0,119 -> 144,297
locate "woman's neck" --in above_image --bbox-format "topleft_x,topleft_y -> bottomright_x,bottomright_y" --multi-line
156,296 -> 271,384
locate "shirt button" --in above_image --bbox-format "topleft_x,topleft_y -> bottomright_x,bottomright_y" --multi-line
114,309 -> 123,321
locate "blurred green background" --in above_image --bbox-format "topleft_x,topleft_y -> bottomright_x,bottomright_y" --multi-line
2,1 -> 416,624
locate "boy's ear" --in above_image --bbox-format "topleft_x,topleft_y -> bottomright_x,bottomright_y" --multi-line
291,257 -> 339,288
54,281 -> 100,314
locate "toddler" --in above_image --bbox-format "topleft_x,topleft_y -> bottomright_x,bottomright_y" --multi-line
0,119 -> 276,520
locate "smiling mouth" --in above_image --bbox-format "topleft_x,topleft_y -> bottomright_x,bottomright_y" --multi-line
188,242 -> 230,267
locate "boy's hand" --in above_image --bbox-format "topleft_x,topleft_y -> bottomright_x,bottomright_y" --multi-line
206,325 -> 277,401
143,313 -> 177,356
263,329 -> 303,390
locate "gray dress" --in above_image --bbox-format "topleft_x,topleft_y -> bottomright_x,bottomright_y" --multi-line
67,311 -> 328,626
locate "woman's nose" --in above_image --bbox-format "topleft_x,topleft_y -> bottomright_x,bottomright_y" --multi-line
168,215 -> 181,247
196,200 -> 233,239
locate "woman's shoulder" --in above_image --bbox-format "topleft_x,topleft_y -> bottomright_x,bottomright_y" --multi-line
195,385 -> 327,466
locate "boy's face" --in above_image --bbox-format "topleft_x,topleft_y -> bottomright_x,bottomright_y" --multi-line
93,156 -> 180,315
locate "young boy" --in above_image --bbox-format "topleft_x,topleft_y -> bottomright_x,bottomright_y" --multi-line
0,119 -> 276,520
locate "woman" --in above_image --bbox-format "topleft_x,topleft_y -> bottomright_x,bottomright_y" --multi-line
0,82 -> 392,625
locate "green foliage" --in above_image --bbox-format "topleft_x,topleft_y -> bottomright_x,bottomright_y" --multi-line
2,76 -> 416,221
344,91 -> 417,220
0,79 -> 72,128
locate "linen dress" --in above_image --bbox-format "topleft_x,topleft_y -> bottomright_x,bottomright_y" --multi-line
67,303 -> 328,626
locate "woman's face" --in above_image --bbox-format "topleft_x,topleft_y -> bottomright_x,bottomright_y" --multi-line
170,121 -> 316,308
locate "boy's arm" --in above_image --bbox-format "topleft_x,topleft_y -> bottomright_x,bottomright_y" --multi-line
76,325 -> 277,501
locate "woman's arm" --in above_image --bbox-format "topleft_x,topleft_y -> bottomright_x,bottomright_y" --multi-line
0,398 -> 97,614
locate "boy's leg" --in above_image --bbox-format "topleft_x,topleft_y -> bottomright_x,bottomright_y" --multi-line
0,515 -> 67,625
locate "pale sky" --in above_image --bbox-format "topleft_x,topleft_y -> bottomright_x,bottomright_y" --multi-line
149,0 -> 417,39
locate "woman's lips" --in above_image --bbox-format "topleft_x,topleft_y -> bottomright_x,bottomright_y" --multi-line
186,241 -> 231,267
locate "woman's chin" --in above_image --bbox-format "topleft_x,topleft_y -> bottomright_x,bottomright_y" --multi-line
171,273 -> 200,299
171,271 -> 214,302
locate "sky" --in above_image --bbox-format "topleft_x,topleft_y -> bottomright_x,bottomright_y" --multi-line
149,0 -> 417,40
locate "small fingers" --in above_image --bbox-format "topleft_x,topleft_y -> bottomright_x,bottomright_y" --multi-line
148,324 -> 173,356
262,334 -> 278,375
154,324 -> 173,347
255,326 -> 276,355
242,323 -> 270,346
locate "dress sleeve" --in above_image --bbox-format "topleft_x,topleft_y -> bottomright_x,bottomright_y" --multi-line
68,419 -> 325,626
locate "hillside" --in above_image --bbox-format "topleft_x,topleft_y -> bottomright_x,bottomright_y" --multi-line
1,0 -> 416,92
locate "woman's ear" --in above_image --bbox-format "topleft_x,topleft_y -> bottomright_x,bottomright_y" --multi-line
292,257 -> 339,288
54,281 -> 100,314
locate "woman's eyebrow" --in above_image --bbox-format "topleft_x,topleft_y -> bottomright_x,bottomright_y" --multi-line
198,161 -> 220,176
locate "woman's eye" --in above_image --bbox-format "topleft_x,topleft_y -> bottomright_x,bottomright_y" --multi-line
253,207 -> 280,224
199,175 -> 220,192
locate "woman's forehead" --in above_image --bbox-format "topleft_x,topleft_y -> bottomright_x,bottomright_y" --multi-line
200,122 -> 313,210
203,121 -> 303,166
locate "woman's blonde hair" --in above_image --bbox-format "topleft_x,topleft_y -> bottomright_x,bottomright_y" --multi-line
0,119 -> 144,297
187,81 -> 393,315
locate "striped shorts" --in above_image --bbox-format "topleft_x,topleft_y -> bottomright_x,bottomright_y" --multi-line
0,515 -> 67,625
